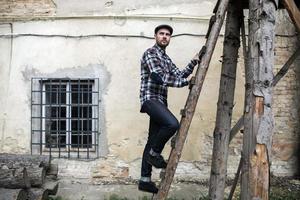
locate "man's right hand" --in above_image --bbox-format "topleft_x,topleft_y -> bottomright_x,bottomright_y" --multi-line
192,53 -> 200,64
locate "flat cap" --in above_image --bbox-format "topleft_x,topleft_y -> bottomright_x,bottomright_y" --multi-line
154,24 -> 173,35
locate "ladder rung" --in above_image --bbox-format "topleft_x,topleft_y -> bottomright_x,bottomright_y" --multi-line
189,76 -> 196,89
180,109 -> 187,117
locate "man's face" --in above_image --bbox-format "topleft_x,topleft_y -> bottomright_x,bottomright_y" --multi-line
155,28 -> 171,48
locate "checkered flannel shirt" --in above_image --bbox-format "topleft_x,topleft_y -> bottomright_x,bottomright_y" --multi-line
140,44 -> 197,108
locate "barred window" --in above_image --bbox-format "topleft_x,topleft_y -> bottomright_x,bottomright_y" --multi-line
31,78 -> 99,159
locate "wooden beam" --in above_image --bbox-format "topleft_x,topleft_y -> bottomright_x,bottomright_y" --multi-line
241,0 -> 277,199
208,0 -> 241,198
227,156 -> 243,200
282,0 -> 300,32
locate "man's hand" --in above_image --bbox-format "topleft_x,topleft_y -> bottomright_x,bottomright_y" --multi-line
192,53 -> 200,64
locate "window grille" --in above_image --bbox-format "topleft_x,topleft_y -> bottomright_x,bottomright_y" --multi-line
31,78 -> 99,159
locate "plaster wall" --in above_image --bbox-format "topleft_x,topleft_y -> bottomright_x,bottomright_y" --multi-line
0,0 -> 298,181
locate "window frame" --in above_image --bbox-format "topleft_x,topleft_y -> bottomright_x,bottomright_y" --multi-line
31,78 -> 99,159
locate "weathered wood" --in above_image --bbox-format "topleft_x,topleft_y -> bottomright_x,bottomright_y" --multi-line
0,154 -> 50,170
250,144 -> 269,199
27,188 -> 48,200
282,0 -> 300,32
46,163 -> 58,177
42,180 -> 59,195
0,168 -> 30,189
0,188 -> 27,200
241,0 -> 277,199
227,17 -> 247,200
153,0 -> 230,199
208,0 -> 241,198
228,8 -> 248,144
229,116 -> 244,142
227,156 -> 243,200
229,46 -> 300,142
27,166 -> 46,187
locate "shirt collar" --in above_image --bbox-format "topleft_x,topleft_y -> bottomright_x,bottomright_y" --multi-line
154,44 -> 166,55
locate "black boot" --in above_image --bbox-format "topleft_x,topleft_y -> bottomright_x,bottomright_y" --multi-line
138,180 -> 158,193
147,154 -> 167,168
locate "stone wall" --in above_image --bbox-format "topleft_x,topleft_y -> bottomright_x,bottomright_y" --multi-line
272,35 -> 300,176
0,0 -> 56,18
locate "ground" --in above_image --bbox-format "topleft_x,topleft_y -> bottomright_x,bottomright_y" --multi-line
48,176 -> 300,200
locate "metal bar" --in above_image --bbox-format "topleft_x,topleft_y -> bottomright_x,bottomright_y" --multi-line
30,78 -> 33,155
49,79 -> 52,158
32,116 -> 98,120
68,79 -> 71,158
39,78 -> 43,155
58,80 -> 61,158
87,79 -> 90,159
77,79 -> 80,158
32,130 -> 98,133
97,78 -> 100,158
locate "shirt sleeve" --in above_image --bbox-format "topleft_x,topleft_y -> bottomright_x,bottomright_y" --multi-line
170,59 -> 197,78
144,51 -> 189,88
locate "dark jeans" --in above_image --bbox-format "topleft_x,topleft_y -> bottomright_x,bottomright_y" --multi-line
141,99 -> 179,177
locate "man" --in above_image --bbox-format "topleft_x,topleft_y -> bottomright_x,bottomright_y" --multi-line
138,24 -> 200,193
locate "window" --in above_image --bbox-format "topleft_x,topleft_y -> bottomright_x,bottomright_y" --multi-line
31,78 -> 99,159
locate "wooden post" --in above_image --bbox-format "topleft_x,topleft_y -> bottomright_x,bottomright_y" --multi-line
153,0 -> 230,199
241,0 -> 278,199
208,0 -> 241,198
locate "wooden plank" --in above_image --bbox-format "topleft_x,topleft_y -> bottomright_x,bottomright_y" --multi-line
153,0 -> 231,199
282,0 -> 300,32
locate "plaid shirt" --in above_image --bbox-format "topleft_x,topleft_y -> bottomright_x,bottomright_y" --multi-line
140,44 -> 197,108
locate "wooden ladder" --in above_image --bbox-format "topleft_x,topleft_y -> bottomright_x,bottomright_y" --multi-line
153,0 -> 231,199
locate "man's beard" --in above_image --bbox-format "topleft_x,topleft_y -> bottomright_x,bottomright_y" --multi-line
158,40 -> 169,48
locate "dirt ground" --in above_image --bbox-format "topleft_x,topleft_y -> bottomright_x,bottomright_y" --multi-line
49,176 -> 300,200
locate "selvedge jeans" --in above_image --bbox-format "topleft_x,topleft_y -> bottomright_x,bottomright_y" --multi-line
141,99 -> 179,177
